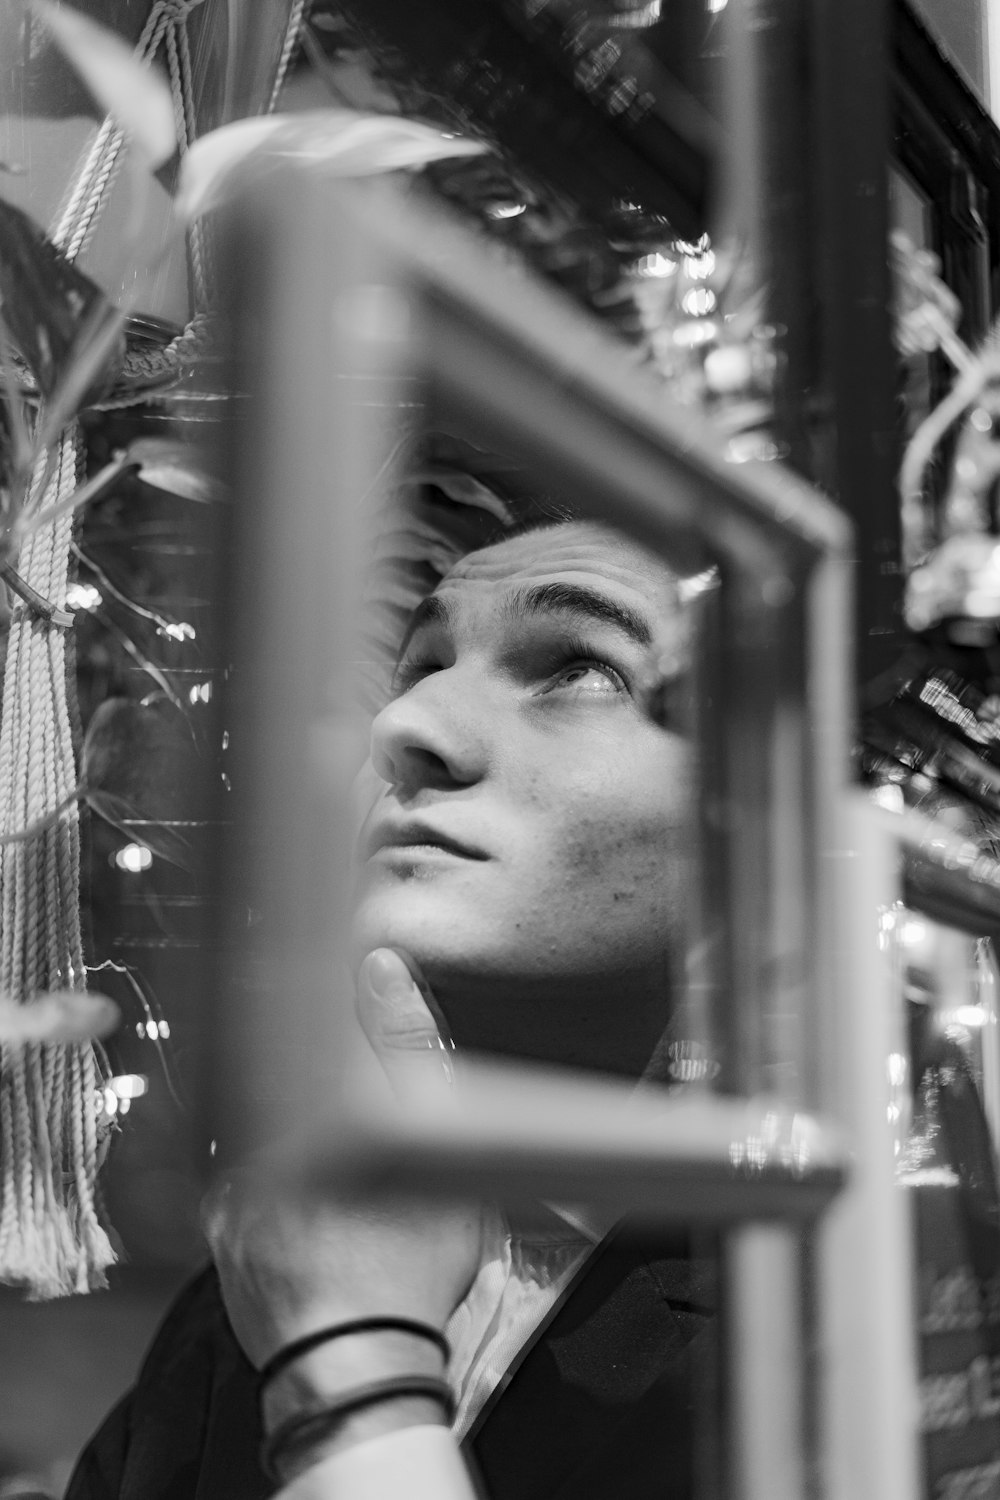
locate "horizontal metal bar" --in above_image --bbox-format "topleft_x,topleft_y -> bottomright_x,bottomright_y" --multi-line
306,1061 -> 847,1224
343,185 -> 852,566
879,804 -> 1000,938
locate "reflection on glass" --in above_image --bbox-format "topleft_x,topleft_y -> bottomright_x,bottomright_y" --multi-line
883,905 -> 1000,1172
883,906 -> 1000,1497
889,166 -> 936,451
907,0 -> 988,104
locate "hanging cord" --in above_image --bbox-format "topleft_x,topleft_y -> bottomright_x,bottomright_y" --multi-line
0,428 -> 115,1297
268,0 -> 307,115
48,1 -> 214,406
49,0 -> 305,405
52,0 -> 208,265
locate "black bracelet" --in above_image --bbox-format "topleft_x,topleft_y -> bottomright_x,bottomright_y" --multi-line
259,1373 -> 455,1483
258,1317 -> 451,1399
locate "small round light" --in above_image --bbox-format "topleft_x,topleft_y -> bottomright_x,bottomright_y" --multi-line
899,915 -> 928,949
633,252 -> 677,279
109,1073 -> 148,1099
114,843 -> 153,873
66,583 -> 101,611
681,287 -> 717,317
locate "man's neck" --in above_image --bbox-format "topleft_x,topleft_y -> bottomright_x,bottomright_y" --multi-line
430,968 -> 672,1079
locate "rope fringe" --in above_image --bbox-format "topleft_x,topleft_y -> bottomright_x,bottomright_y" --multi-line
0,430 -> 114,1298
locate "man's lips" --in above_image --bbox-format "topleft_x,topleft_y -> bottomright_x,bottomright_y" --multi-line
365,822 -> 488,861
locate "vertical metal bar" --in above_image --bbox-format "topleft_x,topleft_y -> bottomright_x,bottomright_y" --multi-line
808,542 -> 857,1105
716,569 -> 804,1104
209,183 -> 399,1162
811,0 -> 901,684
718,10 -> 911,1498
727,1224 -> 809,1500
714,0 -> 836,1113
721,0 -> 901,681
817,796 -> 920,1500
721,564 -> 823,1500
689,580 -> 734,1087
716,0 -> 819,477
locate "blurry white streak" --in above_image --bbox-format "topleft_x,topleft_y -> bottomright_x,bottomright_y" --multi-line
176,110 -> 489,223
0,990 -> 119,1044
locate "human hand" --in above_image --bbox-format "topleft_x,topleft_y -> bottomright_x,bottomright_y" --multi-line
203,948 -> 482,1372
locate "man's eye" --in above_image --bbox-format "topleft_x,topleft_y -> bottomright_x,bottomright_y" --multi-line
546,660 -> 624,696
390,660 -> 437,696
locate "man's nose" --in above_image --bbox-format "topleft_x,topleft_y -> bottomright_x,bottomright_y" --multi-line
369,668 -> 488,790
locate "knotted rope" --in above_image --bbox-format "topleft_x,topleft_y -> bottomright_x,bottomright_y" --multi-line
0,429 -> 115,1297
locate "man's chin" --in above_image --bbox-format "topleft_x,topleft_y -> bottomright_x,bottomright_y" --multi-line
350,898 -> 480,979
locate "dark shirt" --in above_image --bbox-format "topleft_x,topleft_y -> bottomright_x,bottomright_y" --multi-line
67,1228 -> 716,1500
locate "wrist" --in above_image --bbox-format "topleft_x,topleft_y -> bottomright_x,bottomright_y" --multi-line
261,1327 -> 449,1430
270,1394 -> 449,1485
260,1328 -> 453,1484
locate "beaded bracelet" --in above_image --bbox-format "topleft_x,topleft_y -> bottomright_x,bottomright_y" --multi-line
259,1373 -> 455,1483
257,1316 -> 451,1400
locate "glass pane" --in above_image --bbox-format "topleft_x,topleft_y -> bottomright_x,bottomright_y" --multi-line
884,909 -> 1000,1499
909,0 -> 989,104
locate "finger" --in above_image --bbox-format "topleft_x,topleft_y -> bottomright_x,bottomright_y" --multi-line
356,947 -> 455,1097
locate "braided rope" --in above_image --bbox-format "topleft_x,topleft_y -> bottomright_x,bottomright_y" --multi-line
164,27 -> 188,149
0,429 -> 114,1297
52,0 -> 304,406
50,0 -> 308,406
52,1 -> 202,260
52,118 -> 126,263
169,17 -> 212,308
52,0 -> 195,260
268,0 -> 307,114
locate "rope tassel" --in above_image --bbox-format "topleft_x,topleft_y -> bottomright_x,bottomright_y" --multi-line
0,428 -> 115,1298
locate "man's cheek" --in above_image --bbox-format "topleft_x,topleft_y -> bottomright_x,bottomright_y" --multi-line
542,816 -> 644,882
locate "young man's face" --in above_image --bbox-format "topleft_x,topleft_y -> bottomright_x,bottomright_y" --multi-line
352,521 -> 692,1071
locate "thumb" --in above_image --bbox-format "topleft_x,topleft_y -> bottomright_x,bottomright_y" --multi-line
356,948 -> 455,1098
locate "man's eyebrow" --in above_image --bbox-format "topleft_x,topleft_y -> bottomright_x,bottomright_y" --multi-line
395,579 -> 654,662
504,581 -> 653,647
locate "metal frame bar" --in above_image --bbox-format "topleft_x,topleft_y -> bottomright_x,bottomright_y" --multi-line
220,174 -> 851,1183
216,175 -> 918,1500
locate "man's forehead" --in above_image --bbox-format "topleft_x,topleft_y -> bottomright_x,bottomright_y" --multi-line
438,522 -> 677,613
